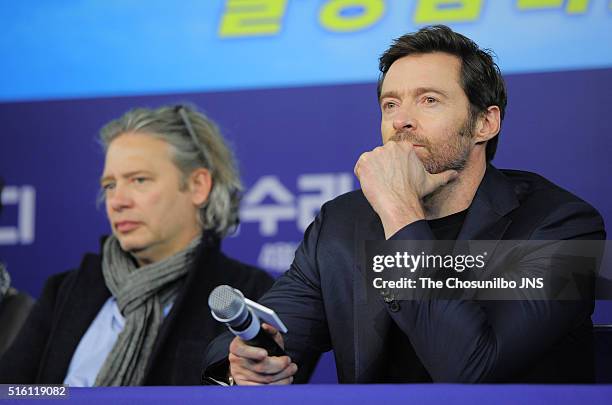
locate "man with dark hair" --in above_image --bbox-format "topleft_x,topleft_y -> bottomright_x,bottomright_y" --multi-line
377,24 -> 507,163
0,105 -> 274,385
204,25 -> 605,383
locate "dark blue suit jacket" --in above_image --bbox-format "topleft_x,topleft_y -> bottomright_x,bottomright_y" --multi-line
205,165 -> 606,383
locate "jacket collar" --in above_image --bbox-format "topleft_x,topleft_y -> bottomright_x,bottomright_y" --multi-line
456,164 -> 519,241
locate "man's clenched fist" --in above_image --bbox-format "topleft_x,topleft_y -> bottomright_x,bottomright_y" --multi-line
228,323 -> 298,385
354,140 -> 457,238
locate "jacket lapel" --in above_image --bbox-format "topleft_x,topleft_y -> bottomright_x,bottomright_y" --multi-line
40,254 -> 111,383
353,208 -> 392,382
144,233 -> 227,383
456,165 -> 518,242
453,165 -> 519,285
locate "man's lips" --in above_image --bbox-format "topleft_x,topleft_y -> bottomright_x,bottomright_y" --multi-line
114,221 -> 140,233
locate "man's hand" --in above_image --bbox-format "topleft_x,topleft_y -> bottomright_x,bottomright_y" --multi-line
228,323 -> 298,385
354,141 -> 457,238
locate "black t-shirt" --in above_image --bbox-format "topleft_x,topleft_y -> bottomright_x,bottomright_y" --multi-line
427,209 -> 468,241
384,209 -> 468,382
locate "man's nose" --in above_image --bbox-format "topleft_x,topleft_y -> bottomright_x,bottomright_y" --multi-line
108,184 -> 133,211
392,106 -> 417,132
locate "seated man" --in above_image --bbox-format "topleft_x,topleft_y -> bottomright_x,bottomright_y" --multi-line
0,179 -> 35,356
0,105 -> 273,386
0,264 -> 34,356
204,25 -> 606,384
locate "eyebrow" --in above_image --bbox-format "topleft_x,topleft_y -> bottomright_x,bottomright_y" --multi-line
379,87 -> 450,103
100,170 -> 152,185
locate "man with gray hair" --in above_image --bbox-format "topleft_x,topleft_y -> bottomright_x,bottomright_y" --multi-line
0,105 -> 273,386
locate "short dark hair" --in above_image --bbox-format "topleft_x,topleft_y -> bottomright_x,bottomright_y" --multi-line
378,25 -> 507,162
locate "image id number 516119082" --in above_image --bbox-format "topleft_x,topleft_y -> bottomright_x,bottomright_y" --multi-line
1,384 -> 68,398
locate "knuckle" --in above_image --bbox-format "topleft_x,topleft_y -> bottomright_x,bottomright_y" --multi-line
229,337 -> 242,352
253,362 -> 267,374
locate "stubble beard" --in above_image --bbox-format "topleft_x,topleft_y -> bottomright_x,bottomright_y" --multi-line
391,114 -> 475,175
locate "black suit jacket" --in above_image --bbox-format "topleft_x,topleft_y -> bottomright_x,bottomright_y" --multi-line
205,165 -> 606,383
0,289 -> 34,356
0,233 -> 274,385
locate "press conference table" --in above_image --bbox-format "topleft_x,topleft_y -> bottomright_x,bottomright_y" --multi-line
9,384 -> 612,404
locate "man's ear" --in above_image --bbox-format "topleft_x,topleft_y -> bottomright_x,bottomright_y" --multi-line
473,106 -> 501,144
188,168 -> 212,207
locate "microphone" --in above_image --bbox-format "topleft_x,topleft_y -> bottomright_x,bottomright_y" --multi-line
208,285 -> 286,357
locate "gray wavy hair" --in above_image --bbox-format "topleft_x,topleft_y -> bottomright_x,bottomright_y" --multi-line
99,104 -> 242,237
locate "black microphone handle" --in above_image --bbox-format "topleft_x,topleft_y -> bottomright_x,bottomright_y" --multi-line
244,327 -> 287,357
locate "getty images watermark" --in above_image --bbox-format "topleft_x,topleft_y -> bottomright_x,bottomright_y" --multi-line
371,249 -> 543,290
363,240 -> 611,301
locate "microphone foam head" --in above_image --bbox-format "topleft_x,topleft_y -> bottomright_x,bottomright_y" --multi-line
208,285 -> 245,321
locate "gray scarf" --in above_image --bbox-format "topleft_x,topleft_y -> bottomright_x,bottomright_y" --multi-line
95,235 -> 201,386
0,263 -> 10,304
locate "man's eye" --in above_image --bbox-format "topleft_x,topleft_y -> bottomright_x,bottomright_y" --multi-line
133,177 -> 148,184
383,102 -> 397,110
102,183 -> 115,192
424,97 -> 437,104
